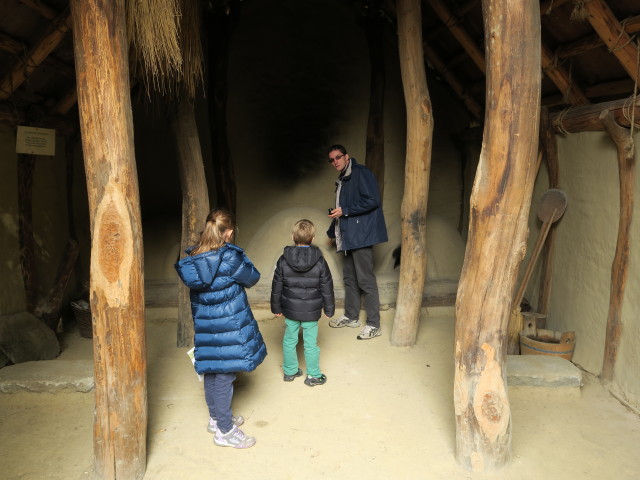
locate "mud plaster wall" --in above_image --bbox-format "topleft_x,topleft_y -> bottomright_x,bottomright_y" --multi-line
0,127 -> 74,314
223,0 -> 468,302
523,130 -> 640,411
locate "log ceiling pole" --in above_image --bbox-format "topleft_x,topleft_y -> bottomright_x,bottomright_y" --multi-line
423,45 -> 483,119
584,0 -> 639,84
424,0 -> 486,74
537,107 -> 560,316
454,0 -> 541,471
172,100 -> 210,348
600,111 -> 636,385
550,96 -> 640,133
391,0 -> 433,347
540,0 -> 572,14
0,9 -> 72,100
70,0 -> 147,478
19,0 -> 58,20
556,16 -> 640,61
541,43 -> 589,105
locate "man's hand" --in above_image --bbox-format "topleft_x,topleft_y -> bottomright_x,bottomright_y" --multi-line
328,207 -> 343,218
274,313 -> 283,317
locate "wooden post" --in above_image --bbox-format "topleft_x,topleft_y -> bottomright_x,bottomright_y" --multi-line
365,0 -> 386,200
600,111 -> 636,384
70,1 -> 147,478
537,107 -> 560,315
17,154 -> 38,313
391,0 -> 433,347
454,0 -> 541,471
207,5 -> 238,214
171,99 -> 210,347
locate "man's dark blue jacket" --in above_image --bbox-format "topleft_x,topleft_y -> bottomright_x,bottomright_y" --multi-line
327,158 -> 388,251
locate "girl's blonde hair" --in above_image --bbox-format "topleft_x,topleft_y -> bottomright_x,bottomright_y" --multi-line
191,209 -> 236,255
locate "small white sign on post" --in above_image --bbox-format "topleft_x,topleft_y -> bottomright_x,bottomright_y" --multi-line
16,126 -> 56,156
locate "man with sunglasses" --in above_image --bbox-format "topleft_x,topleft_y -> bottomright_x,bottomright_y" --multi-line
326,144 -> 387,340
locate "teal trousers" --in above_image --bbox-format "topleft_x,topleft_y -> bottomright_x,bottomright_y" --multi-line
282,318 -> 321,378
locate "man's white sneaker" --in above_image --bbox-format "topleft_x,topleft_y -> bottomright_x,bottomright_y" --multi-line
207,415 -> 244,434
357,325 -> 382,340
329,315 -> 361,328
213,425 -> 256,449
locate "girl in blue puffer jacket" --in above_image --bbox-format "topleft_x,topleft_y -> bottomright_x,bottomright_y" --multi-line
175,209 -> 267,449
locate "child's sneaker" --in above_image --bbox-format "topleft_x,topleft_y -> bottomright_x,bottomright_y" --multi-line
213,425 -> 256,448
283,368 -> 303,382
357,325 -> 382,340
207,415 -> 244,434
304,374 -> 327,386
329,315 -> 360,328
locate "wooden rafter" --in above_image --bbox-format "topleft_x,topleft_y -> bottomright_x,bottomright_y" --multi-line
424,44 -> 483,119
541,43 -> 590,105
556,16 -> 640,61
0,9 -> 72,100
425,0 -> 486,74
584,0 -> 639,83
19,0 -> 58,21
0,101 -> 75,134
424,0 -> 591,114
540,0 -> 572,15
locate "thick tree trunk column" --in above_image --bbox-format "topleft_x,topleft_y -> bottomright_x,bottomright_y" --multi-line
454,0 -> 541,471
391,0 -> 433,347
171,99 -> 210,347
600,111 -> 636,384
70,1 -> 147,479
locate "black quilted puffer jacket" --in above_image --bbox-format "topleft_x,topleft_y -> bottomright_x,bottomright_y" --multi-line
270,245 -> 335,322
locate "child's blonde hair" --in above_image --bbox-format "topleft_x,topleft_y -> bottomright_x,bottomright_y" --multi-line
191,209 -> 236,255
292,219 -> 315,245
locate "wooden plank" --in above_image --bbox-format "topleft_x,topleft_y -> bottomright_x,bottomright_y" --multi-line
454,0 -> 541,471
69,0 -> 147,478
600,110 -> 635,384
391,0 -> 433,347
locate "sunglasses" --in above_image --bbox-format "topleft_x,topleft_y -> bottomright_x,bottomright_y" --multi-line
328,154 -> 344,163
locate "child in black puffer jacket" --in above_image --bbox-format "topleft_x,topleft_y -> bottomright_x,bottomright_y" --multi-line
270,219 -> 335,386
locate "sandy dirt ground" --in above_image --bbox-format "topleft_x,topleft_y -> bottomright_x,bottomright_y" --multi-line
1,306 -> 640,480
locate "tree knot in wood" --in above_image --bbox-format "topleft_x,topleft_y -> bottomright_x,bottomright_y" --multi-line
481,392 -> 503,423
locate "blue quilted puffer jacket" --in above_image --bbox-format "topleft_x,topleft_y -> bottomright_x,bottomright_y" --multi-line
174,243 -> 267,374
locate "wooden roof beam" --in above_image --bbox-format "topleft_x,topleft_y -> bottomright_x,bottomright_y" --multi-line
549,96 -> 640,134
584,0 -> 639,84
18,0 -> 58,21
0,9 -> 72,100
556,15 -> 640,60
541,43 -> 589,105
543,78 -> 636,106
424,0 -> 486,74
0,101 -> 75,134
540,0 -> 572,15
424,43 -> 483,119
